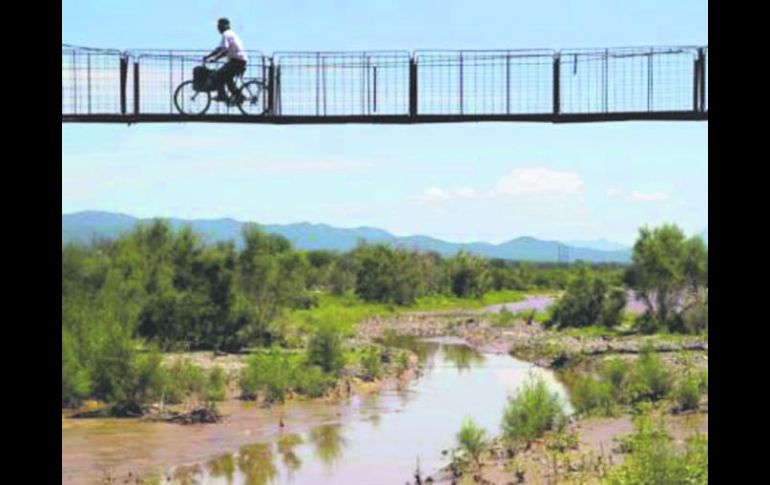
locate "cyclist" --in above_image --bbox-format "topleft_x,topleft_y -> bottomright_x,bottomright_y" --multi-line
203,18 -> 248,104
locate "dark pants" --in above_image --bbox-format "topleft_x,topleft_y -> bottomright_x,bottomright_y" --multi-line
216,59 -> 247,99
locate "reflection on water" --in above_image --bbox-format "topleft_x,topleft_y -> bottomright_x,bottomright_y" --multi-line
65,340 -> 570,485
308,424 -> 347,468
237,443 -> 277,485
172,464 -> 203,485
276,434 -> 303,477
442,343 -> 485,372
208,453 -> 236,483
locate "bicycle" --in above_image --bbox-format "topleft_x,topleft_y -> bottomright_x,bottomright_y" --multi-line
173,61 -> 266,116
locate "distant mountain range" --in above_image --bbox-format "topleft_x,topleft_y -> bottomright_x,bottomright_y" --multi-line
62,211 -> 640,263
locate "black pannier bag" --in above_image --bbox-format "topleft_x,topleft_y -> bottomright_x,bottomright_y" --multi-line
193,66 -> 216,92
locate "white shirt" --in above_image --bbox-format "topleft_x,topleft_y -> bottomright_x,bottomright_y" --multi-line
220,30 -> 248,62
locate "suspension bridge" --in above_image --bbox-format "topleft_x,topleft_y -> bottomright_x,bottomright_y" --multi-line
62,44 -> 708,124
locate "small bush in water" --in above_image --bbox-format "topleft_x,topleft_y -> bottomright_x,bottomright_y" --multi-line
206,366 -> 227,402
501,373 -> 566,445
455,416 -> 488,470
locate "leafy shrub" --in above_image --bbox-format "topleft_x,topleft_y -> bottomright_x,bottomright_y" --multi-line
625,345 -> 673,403
359,347 -> 382,381
306,322 -> 346,375
240,349 -> 296,403
674,374 -> 703,411
454,417 -> 488,470
608,413 -> 708,485
601,358 -> 629,393
62,329 -> 91,406
396,350 -> 410,376
294,365 -> 335,398
569,374 -> 615,416
501,373 -> 566,444
206,366 -> 227,402
547,266 -> 625,329
162,358 -> 206,404
491,308 -> 516,327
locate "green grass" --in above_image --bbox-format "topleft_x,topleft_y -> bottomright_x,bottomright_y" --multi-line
287,290 -> 530,336
410,289 -> 526,311
557,325 -> 622,338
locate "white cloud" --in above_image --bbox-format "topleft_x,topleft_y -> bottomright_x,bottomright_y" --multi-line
414,167 -> 583,206
423,187 -> 451,200
607,187 -> 672,203
487,167 -> 583,199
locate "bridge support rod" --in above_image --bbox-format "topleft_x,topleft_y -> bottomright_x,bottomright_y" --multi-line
267,60 -> 276,116
119,55 -> 128,115
553,54 -> 561,117
133,62 -> 140,115
697,48 -> 706,112
409,58 -> 418,117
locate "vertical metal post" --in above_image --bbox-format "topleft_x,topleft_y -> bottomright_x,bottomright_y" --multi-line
603,49 -> 609,112
169,52 -> 173,114
409,58 -> 418,117
692,54 -> 699,112
315,52 -> 320,116
267,59 -> 275,115
506,53 -> 511,114
459,52 -> 464,115
72,51 -> 77,114
553,54 -> 560,117
373,66 -> 378,113
322,56 -> 327,116
697,48 -> 706,112
87,53 -> 92,114
119,54 -> 128,115
133,61 -> 140,115
647,48 -> 653,112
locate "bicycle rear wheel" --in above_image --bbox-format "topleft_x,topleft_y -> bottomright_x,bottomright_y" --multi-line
173,81 -> 211,115
237,80 -> 266,116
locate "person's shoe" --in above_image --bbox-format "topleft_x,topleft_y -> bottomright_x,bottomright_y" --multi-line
213,94 -> 229,102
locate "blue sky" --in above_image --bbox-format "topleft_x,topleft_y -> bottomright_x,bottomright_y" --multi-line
62,0 -> 708,245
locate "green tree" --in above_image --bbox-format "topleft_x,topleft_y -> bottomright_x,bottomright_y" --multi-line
547,265 -> 625,329
448,251 -> 490,298
626,225 -> 708,332
306,322 -> 346,375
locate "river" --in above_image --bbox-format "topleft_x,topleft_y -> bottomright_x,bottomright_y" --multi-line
62,339 -> 571,484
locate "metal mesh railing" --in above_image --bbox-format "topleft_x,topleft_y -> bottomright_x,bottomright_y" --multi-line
62,45 -> 128,115
62,44 -> 708,121
130,50 -> 268,115
558,46 -> 700,114
273,51 -> 411,116
415,50 -> 555,115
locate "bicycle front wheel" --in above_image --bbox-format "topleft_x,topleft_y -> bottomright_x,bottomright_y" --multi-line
173,81 -> 211,115
237,80 -> 266,116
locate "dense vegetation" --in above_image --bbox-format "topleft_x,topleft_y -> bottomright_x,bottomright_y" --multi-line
62,220 -> 703,409
548,224 -> 707,334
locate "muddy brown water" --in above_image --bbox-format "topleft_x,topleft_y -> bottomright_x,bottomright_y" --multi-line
62,339 -> 571,485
